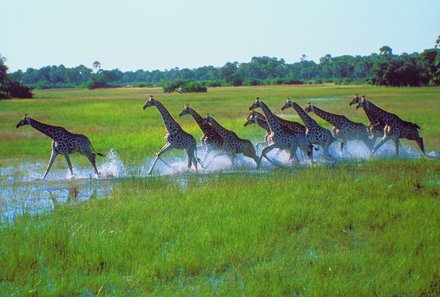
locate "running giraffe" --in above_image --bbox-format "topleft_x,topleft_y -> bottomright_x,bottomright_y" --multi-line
281,99 -> 335,160
249,98 -> 313,168
143,96 -> 202,174
304,103 -> 374,152
244,111 -> 271,149
202,114 -> 258,165
349,94 -> 384,140
179,104 -> 223,153
354,96 -> 425,157
15,114 -> 104,179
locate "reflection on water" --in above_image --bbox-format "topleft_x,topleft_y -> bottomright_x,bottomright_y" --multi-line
0,178 -> 113,223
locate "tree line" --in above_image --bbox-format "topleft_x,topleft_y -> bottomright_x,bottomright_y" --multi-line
2,43 -> 439,98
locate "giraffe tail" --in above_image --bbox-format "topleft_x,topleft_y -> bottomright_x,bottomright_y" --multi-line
91,145 -> 105,157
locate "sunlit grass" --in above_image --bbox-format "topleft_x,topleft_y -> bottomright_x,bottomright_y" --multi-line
1,161 -> 439,295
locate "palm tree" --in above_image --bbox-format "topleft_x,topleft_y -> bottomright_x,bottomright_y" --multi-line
92,61 -> 101,73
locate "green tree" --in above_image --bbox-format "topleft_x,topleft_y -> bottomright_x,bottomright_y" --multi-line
0,54 -> 32,99
379,46 -> 393,56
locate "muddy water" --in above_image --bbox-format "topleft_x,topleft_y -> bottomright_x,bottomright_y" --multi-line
0,144 -> 436,223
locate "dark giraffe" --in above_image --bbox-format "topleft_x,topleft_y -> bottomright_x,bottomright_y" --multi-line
143,96 -> 202,174
202,114 -> 258,165
249,98 -> 313,167
354,96 -> 425,157
178,104 -> 223,153
16,114 -> 103,179
282,99 -> 335,160
305,103 -> 374,152
349,94 -> 384,139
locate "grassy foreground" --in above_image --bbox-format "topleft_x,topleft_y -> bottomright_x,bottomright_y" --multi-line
1,161 -> 439,295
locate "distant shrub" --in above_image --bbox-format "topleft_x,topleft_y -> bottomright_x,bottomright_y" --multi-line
163,80 -> 207,93
180,81 -> 207,93
204,80 -> 228,87
244,78 -> 262,86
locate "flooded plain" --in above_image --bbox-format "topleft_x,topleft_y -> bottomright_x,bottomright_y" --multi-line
0,143 -> 436,223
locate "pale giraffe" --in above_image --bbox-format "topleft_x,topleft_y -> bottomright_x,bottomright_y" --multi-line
354,96 -> 425,157
178,104 -> 223,153
281,99 -> 335,160
143,96 -> 202,174
245,111 -> 306,158
304,103 -> 374,152
349,94 -> 384,139
249,98 -> 313,168
244,111 -> 271,149
15,114 -> 104,179
202,114 -> 258,165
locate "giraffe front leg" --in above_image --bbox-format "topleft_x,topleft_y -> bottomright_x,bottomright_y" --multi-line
371,128 -> 392,157
43,149 -> 58,179
149,143 -> 172,175
393,138 -> 400,158
63,153 -> 74,177
258,144 -> 277,169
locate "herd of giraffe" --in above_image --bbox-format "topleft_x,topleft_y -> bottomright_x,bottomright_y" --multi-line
15,94 -> 427,178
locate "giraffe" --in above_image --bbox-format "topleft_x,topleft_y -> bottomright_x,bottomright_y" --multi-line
304,103 -> 374,152
249,98 -> 313,168
178,104 -> 223,153
354,96 -> 425,157
15,114 -> 104,179
281,99 -> 335,160
244,111 -> 271,149
202,114 -> 259,165
143,96 -> 202,174
349,94 -> 384,140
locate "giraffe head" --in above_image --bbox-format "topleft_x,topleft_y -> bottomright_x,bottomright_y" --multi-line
16,114 -> 30,128
202,114 -> 213,125
349,94 -> 361,106
247,110 -> 265,121
356,96 -> 368,110
244,112 -> 258,127
248,97 -> 262,111
304,103 -> 314,113
143,95 -> 156,109
281,99 -> 294,111
179,104 -> 191,117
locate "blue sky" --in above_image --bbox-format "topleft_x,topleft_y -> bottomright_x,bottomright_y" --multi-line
3,0 -> 439,72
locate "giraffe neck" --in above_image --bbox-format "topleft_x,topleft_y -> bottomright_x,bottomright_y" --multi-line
310,106 -> 344,126
188,108 -> 207,129
154,101 -> 182,133
259,101 -> 283,134
361,101 -> 388,124
208,117 -> 234,139
291,102 -> 318,128
255,117 -> 271,133
28,118 -> 63,139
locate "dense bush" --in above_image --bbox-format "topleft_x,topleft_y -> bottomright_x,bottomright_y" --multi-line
180,81 -> 207,93
162,80 -> 207,93
0,55 -> 33,99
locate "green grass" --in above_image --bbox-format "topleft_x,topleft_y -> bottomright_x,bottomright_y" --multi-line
1,161 -> 439,295
0,85 -> 440,296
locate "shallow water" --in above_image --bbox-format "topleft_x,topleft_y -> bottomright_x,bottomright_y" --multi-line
0,144 -> 437,223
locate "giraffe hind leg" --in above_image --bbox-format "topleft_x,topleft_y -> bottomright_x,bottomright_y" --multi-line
63,153 -> 74,177
85,152 -> 100,175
